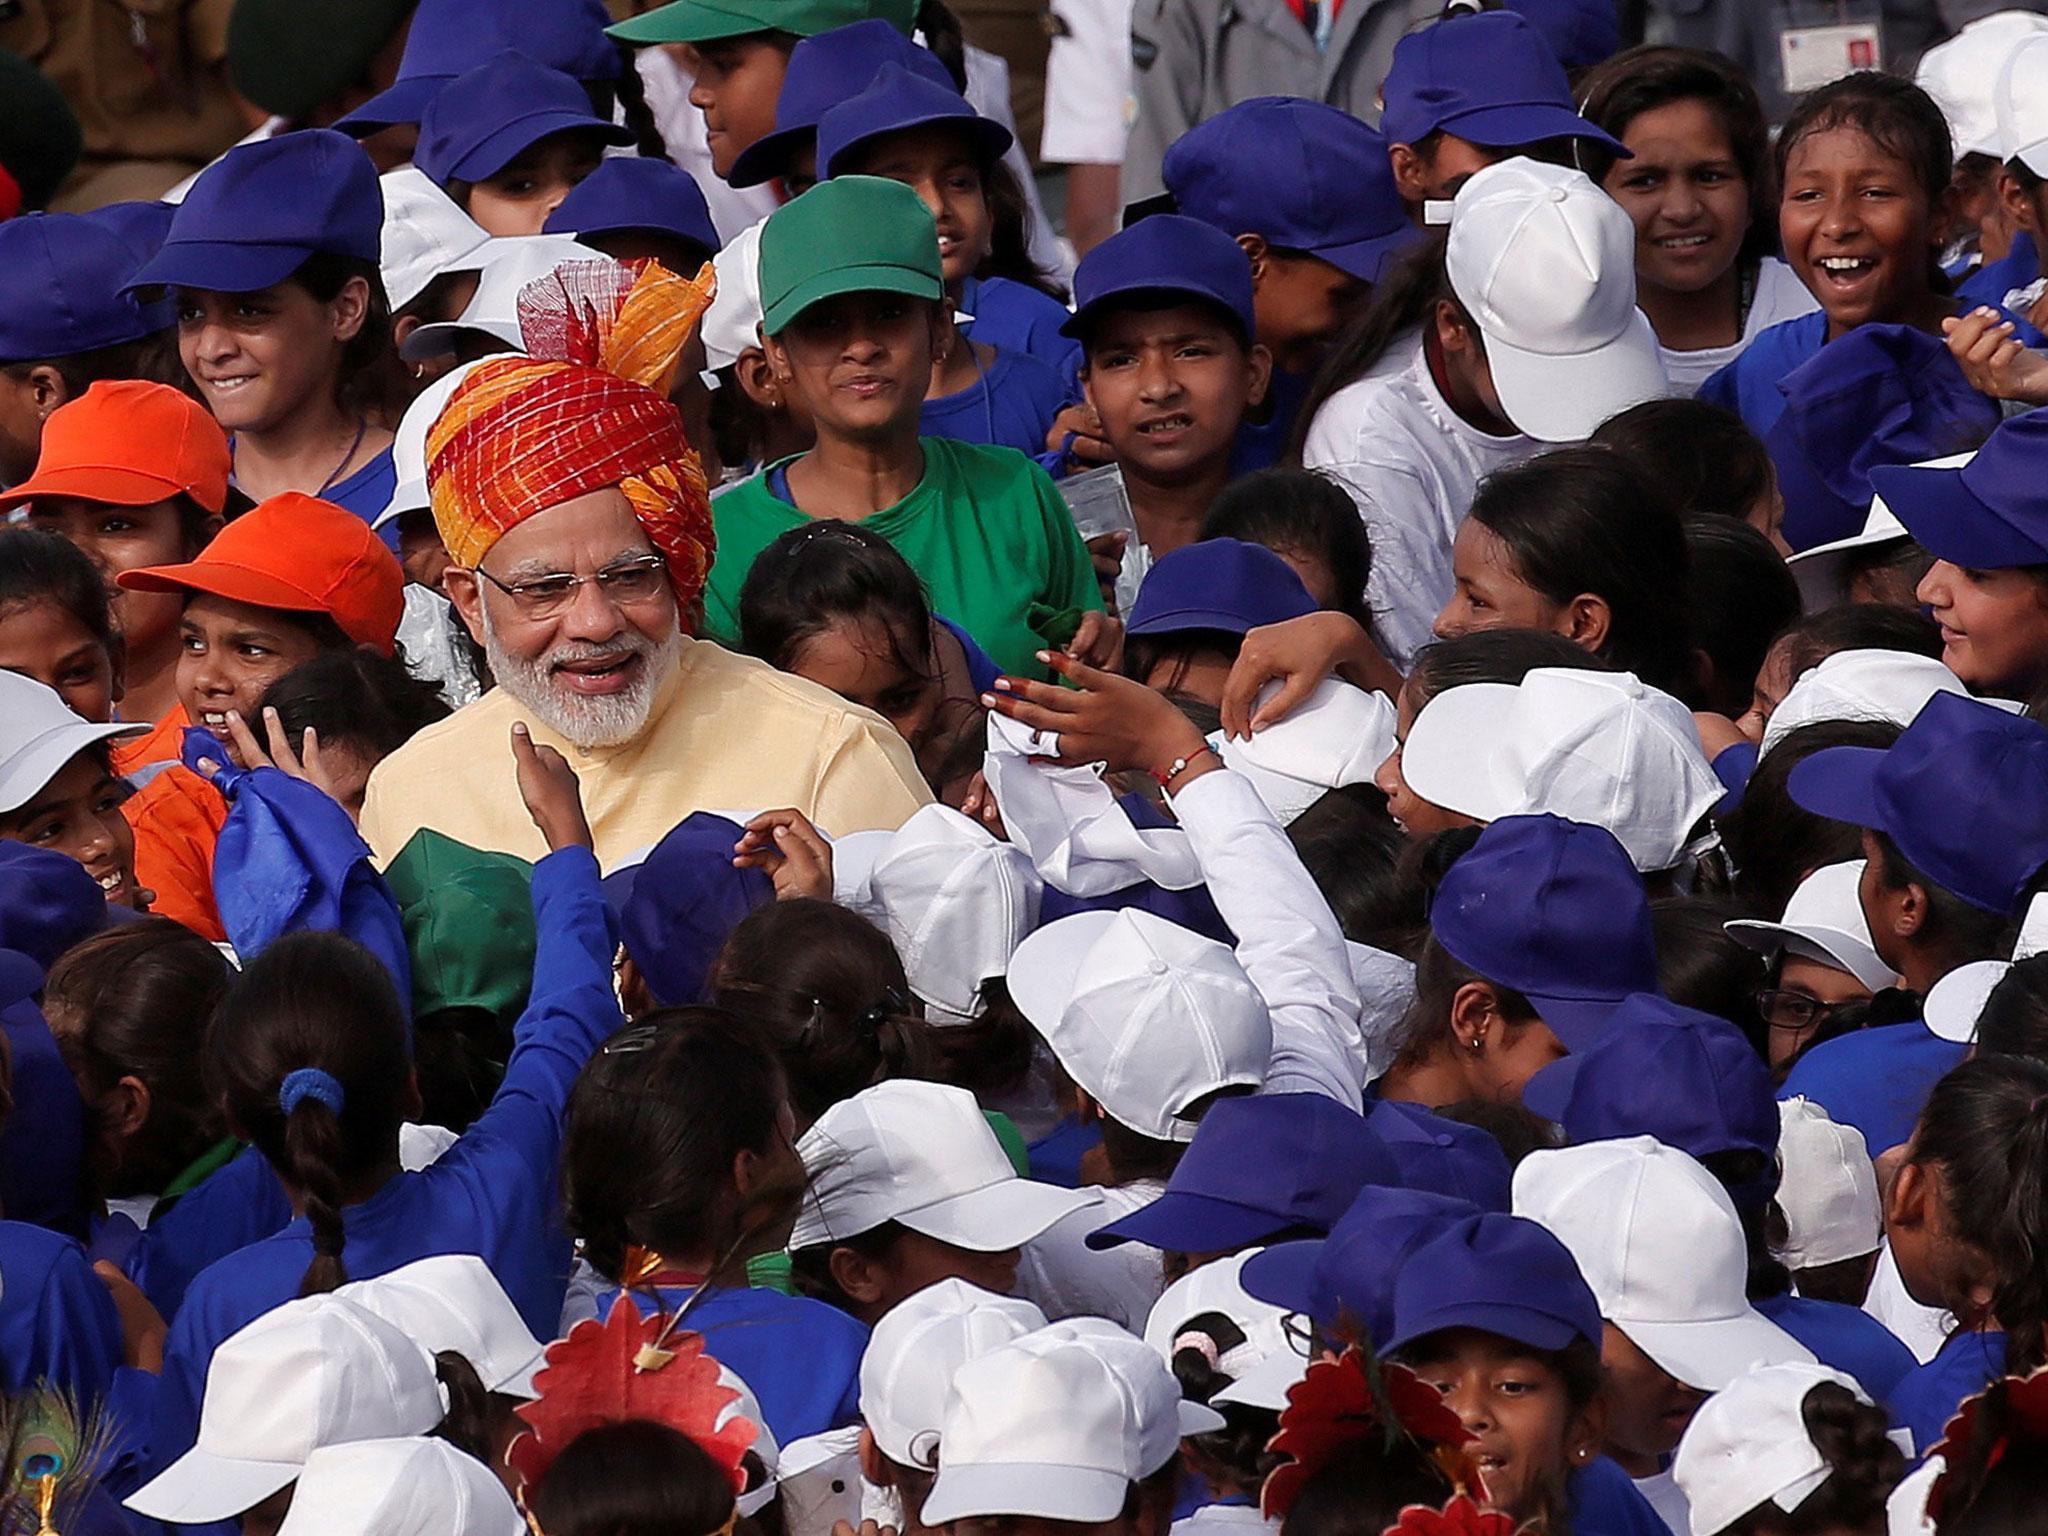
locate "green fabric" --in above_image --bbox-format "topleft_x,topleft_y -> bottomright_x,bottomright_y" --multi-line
383,829 -> 538,1028
757,177 -> 944,335
983,1110 -> 1030,1177
703,436 -> 1104,680
745,1250 -> 796,1295
160,1137 -> 241,1201
0,49 -> 81,209
227,0 -> 415,119
608,0 -> 895,46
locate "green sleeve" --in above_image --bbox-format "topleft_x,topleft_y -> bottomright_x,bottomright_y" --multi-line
1028,460 -> 1106,619
698,479 -> 778,648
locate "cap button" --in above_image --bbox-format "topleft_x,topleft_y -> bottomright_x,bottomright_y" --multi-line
1434,1133 -> 1454,1148
1147,959 -> 1169,976
1549,187 -> 1569,203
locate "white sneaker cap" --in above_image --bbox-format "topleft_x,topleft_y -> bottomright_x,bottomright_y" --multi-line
1917,13 -> 2048,156
1210,679 -> 1398,826
0,672 -> 146,814
340,1253 -> 546,1400
1724,860 -> 1896,995
1007,909 -> 1273,1142
859,1278 -> 1047,1468
274,1437 -> 522,1536
1760,650 -> 1973,760
1513,1137 -> 1814,1391
378,167 -> 488,313
790,1079 -> 1095,1252
1673,1362 -> 1871,1536
399,234 -> 595,362
1995,27 -> 2048,171
1142,1251 -> 1291,1409
1772,1099 -> 1881,1271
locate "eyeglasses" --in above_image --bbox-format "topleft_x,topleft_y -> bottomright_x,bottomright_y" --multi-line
474,554 -> 669,620
1756,989 -> 1848,1033
1281,1311 -> 1317,1359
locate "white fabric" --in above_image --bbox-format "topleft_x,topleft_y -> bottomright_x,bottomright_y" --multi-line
1998,34 -> 2048,181
1042,0 -> 1137,165
1659,259 -> 1819,397
1886,1454 -> 1941,1536
0,671 -> 145,813
1923,957 -> 2011,1043
1773,1099 -> 1883,1271
340,1255 -> 544,1399
1301,340 -> 1535,669
1761,650 -> 1975,759
378,167 -> 489,313
636,48 -> 783,246
1017,1180 -> 1166,1333
1208,680 -> 1398,826
1173,1505 -> 1281,1536
1142,1250 -> 1290,1387
859,1279 -> 1047,1468
1346,941 -> 1418,1083
1635,1469 -> 1692,1536
1169,767 -> 1368,1111
1724,860 -> 1895,995
704,217 -> 767,372
1513,1138 -> 1814,1392
1862,1242 -> 1953,1366
399,235 -> 597,362
775,1428 -> 865,1536
374,358 -> 494,531
396,584 -> 482,711
1786,450 -> 1968,610
274,1437 -> 524,1536
1920,11 -> 2048,157
1673,1362 -> 1868,1536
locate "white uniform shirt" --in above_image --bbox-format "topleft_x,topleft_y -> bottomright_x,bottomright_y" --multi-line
1658,258 -> 1820,398
1042,0 -> 1136,165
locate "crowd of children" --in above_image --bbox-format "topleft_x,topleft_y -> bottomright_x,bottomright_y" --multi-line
9,1 -> 2048,1535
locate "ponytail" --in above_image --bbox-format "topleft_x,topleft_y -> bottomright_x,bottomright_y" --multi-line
281,1069 -> 351,1294
1790,1381 -> 1903,1532
432,1350 -> 498,1465
610,44 -> 669,162
914,0 -> 969,91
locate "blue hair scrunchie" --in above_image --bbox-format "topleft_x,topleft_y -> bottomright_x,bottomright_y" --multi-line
278,1067 -> 346,1117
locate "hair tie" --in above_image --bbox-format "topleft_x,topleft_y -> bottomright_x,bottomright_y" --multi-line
279,1067 -> 345,1117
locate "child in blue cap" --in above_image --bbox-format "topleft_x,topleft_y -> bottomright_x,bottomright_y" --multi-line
817,65 -> 1068,458
1121,540 -> 1315,712
541,156 -> 720,276
122,130 -> 400,525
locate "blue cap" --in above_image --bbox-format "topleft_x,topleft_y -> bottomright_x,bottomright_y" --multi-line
1788,690 -> 2048,916
603,812 -> 774,1007
415,51 -> 634,187
1061,213 -> 1259,343
1126,538 -> 1318,638
122,130 -> 382,297
1522,994 -> 1780,1203
1503,0 -> 1620,71
1383,1210 -> 1603,1356
0,212 -> 175,361
1870,406 -> 2048,569
336,0 -> 622,135
1161,97 -> 1417,284
0,844 -> 122,972
1242,1186 -> 1478,1347
1365,1099 -> 1513,1211
1085,1094 -> 1398,1251
1380,10 -> 1626,154
730,22 -> 950,188
542,156 -> 720,257
817,63 -> 1014,183
1430,814 -> 1658,1052
0,949 -> 42,1012
1038,876 -> 1234,946
80,200 -> 178,268
1767,325 -> 2000,554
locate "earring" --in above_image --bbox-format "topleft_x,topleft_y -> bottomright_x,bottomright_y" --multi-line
1469,1033 -> 1485,1053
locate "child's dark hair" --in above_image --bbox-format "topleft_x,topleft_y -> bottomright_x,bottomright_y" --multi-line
1392,934 -> 1539,1068
1591,397 -> 1775,527
1722,718 -> 1901,919
1977,953 -> 2048,1064
738,521 -> 932,676
1932,1370 -> 2048,1536
1575,46 -> 1777,268
1123,628 -> 1246,695
1724,1380 -> 1903,1536
1167,1311 -> 1282,1497
1404,628 -> 1612,717
928,975 -> 1038,1101
258,649 -> 449,766
204,931 -> 414,1295
981,154 -> 1067,302
1777,73 -> 1952,213
1287,786 -> 1421,952
43,917 -> 232,1201
1202,469 -> 1374,629
1906,1054 -> 2048,1375
1466,446 -> 1694,698
1777,602 -> 1943,677
1432,1098 -> 1562,1166
286,251 -> 401,424
1280,1434 -> 1458,1536
608,42 -> 670,161
1686,517 -> 1802,718
1,331 -> 189,398
525,1420 -> 738,1536
1870,828 -> 2016,960
1651,895 -> 1770,1062
0,527 -> 118,660
562,1006 -> 804,1285
708,898 -> 936,1130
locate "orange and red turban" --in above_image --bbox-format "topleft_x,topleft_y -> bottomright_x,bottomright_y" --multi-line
426,258 -> 717,623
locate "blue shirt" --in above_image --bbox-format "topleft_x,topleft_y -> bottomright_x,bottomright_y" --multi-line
612,1282 -> 869,1444
921,346 -> 1069,458
0,1002 -> 86,1239
1957,232 -> 2038,309
1698,312 -> 1828,438
0,1219 -> 122,1412
321,446 -> 398,530
959,274 -> 1082,380
123,1147 -> 293,1325
1888,1329 -> 2005,1460
934,615 -> 1002,696
1229,366 -> 1311,478
1026,1114 -> 1102,1189
1777,1021 -> 1967,1157
139,847 -> 620,1491
1756,1291 -> 1916,1401
1570,1454 -> 1675,1536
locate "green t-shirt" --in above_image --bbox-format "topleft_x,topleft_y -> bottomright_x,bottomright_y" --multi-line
702,438 -> 1103,679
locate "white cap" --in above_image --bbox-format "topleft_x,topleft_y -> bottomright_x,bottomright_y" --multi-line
379,167 -> 489,313
1919,11 -> 2048,156
339,1254 -> 545,1400
1142,1252 -> 1292,1411
274,1437 -> 522,1536
399,235 -> 595,362
0,672 -> 145,813
1724,861 -> 1896,994
1785,472 -> 1915,610
1886,1454 -> 1940,1536
1773,1099 -> 1881,1271
773,1427 -> 862,1536
1209,680 -> 1398,826
1399,667 -> 1722,872
372,358 -> 495,530
1008,909 -> 1273,1142
1512,1138 -> 1814,1391
1675,1363 -> 1872,1536
1760,651 -> 1972,760
703,218 -> 765,372
858,1278 -> 1048,1467
1997,33 -> 2048,174
790,1079 -> 1094,1252
920,1318 -> 1223,1527
865,804 -> 1043,1023
1923,956 -> 2011,1043
721,1365 -> 783,1517
125,1295 -> 447,1522
1443,156 -> 1669,443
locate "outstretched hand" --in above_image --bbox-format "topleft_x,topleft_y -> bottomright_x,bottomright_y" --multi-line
1219,611 -> 1398,740
983,650 -> 1213,781
1945,307 -> 2048,405
733,808 -> 834,900
513,723 -> 592,852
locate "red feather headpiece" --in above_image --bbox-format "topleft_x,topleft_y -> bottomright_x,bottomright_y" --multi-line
1925,1364 -> 2048,1525
1383,1494 -> 1521,1536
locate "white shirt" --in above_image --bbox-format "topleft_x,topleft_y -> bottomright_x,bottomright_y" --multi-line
1042,0 -> 1137,166
1173,1505 -> 1279,1536
1018,1179 -> 1167,1332
1301,340 -> 1536,669
1658,258 -> 1820,397
1634,1468 -> 1690,1536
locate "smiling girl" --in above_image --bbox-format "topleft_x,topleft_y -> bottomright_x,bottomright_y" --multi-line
1579,47 -> 1820,396
0,671 -> 146,908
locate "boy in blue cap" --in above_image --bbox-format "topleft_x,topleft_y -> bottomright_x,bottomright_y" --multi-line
1062,217 -> 1272,565
542,157 -> 720,274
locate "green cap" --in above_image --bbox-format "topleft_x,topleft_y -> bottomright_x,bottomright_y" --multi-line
758,176 -> 944,335
383,829 -> 538,1028
608,0 -> 906,47
227,0 -> 416,120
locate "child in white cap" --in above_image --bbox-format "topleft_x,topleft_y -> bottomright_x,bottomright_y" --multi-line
1772,1100 -> 1884,1309
1725,862 -> 1898,1075
273,1437 -> 524,1536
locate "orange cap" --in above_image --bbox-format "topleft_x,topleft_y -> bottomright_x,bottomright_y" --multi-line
0,380 -> 232,515
118,492 -> 406,656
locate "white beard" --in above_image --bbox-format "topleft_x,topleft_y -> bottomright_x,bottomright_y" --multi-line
481,607 -> 684,751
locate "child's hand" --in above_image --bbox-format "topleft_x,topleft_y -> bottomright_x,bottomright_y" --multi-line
985,651 -> 1214,784
1084,532 -> 1127,614
1046,402 -> 1113,469
1220,612 -> 1394,740
831,1521 -> 897,1536
1065,609 -> 1125,672
954,770 -> 1009,840
733,809 -> 833,901
206,708 -> 353,814
94,1260 -> 166,1373
512,723 -> 592,852
1945,308 -> 2048,404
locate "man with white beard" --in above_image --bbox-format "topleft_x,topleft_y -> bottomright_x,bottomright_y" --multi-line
357,350 -> 930,869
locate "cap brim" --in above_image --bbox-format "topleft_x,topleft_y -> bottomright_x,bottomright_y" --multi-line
1516,986 -> 1629,1056
124,1449 -> 300,1523
448,113 -> 636,184
1435,103 -> 1629,155
824,114 -> 1014,181
1869,461 -> 2048,568
334,74 -> 448,135
1312,223 -> 1424,285
1399,683 -> 1519,823
1005,909 -> 1118,1036
762,265 -> 943,338
1061,281 -> 1250,343
607,0 -> 780,45
1238,1238 -> 1322,1313
1211,1348 -> 1304,1410
1723,917 -> 1894,995
122,239 -> 322,298
1485,306 -> 1669,444
400,316 -> 525,362
728,125 -> 815,188
1620,1309 -> 1812,1392
118,556 -> 332,616
1384,1298 -> 1585,1358
921,1462 -> 1134,1526
1520,1052 -> 1580,1123
1784,745 -> 1890,830
0,464 -> 195,512
897,1176 -> 1097,1252
1084,1189 -> 1299,1252
495,1344 -> 547,1400
373,476 -> 428,531
0,719 -> 151,814
1923,957 -> 2009,1043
